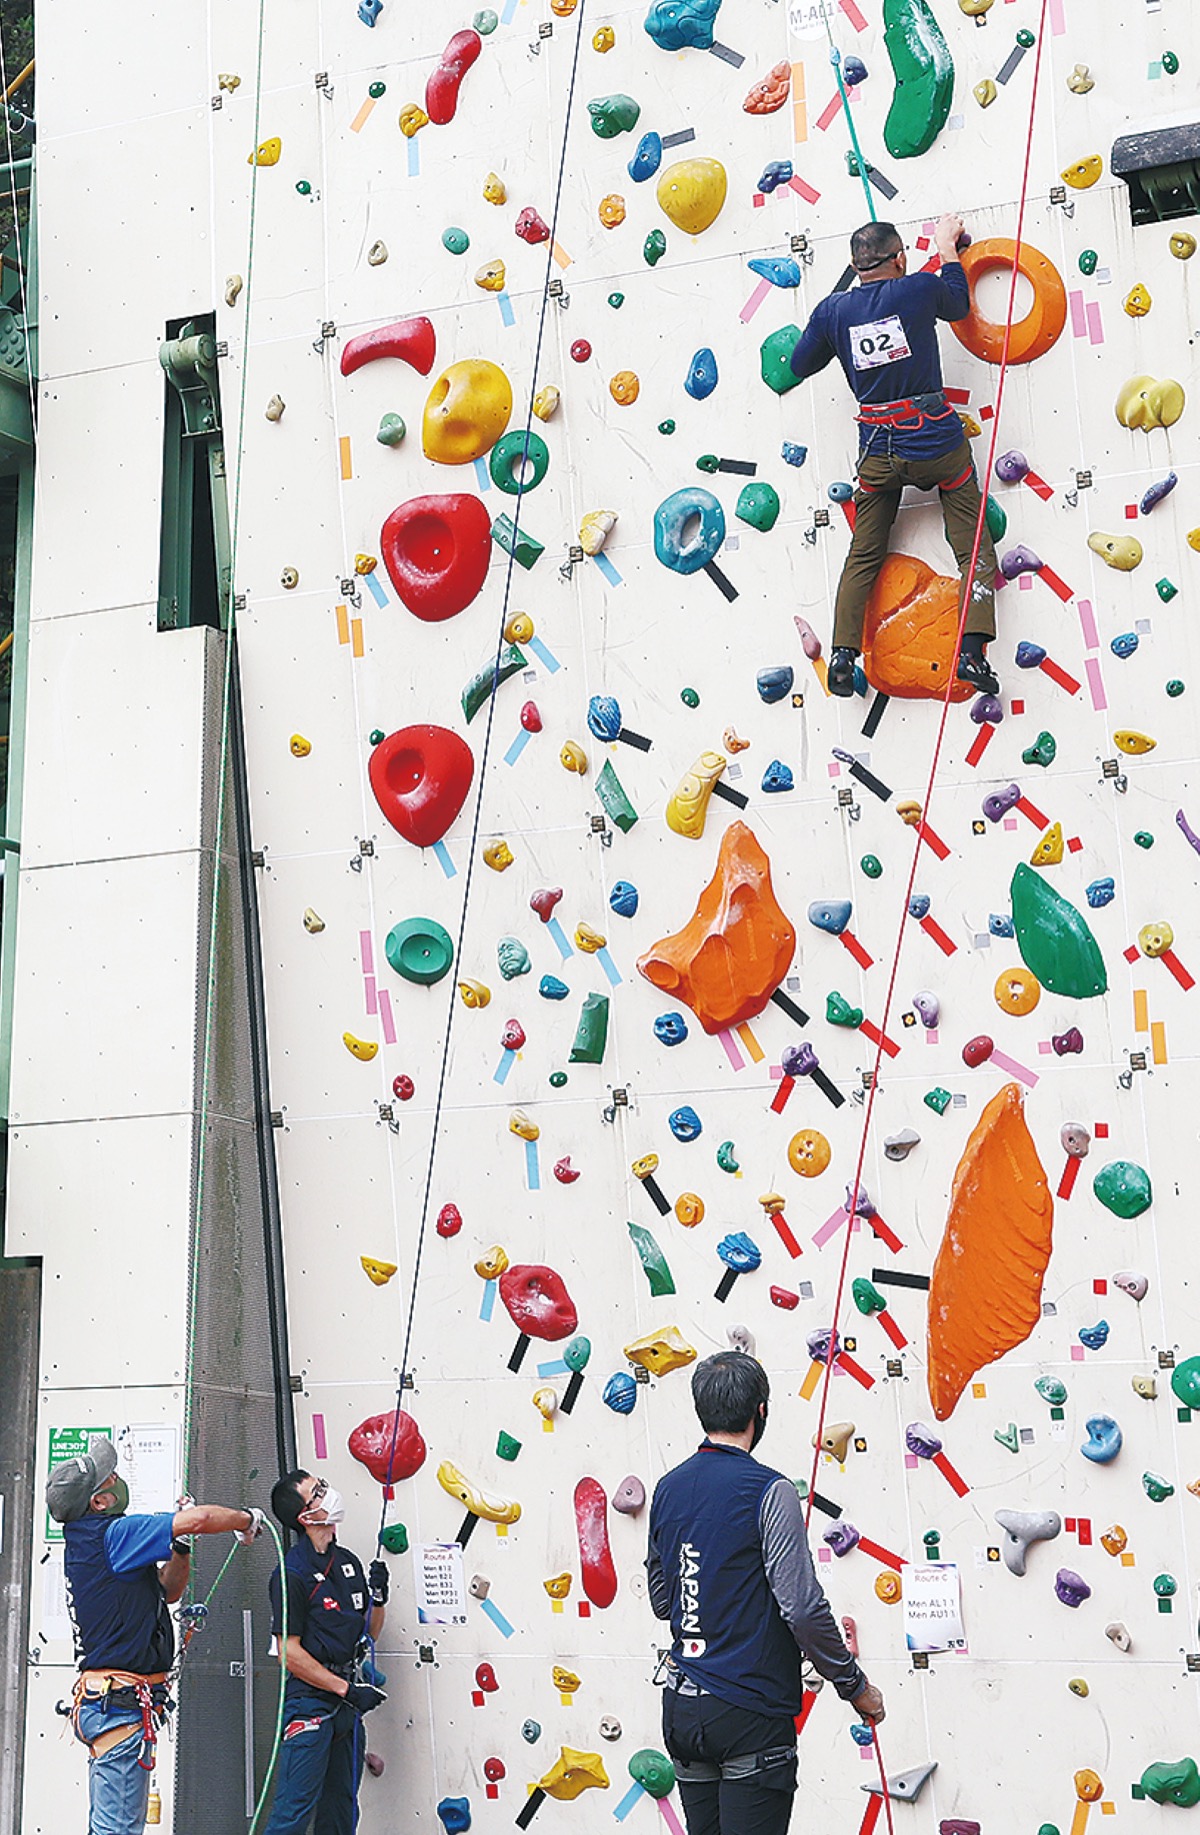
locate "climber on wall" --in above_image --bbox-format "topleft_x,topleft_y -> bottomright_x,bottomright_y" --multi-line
790,214 -> 999,700
646,1352 -> 884,1835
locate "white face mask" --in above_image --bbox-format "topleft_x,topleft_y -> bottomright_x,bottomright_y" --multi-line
301,1483 -> 345,1526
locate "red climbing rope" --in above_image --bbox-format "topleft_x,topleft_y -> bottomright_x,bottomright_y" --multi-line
802,7 -> 1053,1829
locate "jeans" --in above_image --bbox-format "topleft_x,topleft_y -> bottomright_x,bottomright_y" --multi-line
263,1694 -> 364,1835
832,438 -> 997,649
74,1697 -> 152,1835
663,1688 -> 798,1835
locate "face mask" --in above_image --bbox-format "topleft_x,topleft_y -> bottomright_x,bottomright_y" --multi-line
750,1402 -> 768,1452
95,1475 -> 130,1517
301,1483 -> 345,1526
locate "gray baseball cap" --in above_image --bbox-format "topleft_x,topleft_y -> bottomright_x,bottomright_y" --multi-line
45,1436 -> 119,1524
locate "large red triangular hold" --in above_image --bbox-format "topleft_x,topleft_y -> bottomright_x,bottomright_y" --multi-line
381,495 -> 492,622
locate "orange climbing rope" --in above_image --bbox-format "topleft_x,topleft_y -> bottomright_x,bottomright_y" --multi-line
802,6 -> 1053,1829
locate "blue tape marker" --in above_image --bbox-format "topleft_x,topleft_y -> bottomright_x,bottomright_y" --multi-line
504,727 -> 533,767
407,136 -> 420,178
525,1138 -> 541,1191
473,456 -> 491,492
501,0 -> 518,20
526,635 -> 561,674
432,841 -> 456,879
597,947 -> 622,987
364,571 -> 388,607
537,1358 -> 571,1378
591,551 -> 623,587
546,917 -> 573,960
498,291 -> 516,328
614,1783 -> 646,1822
479,1595 -> 516,1639
480,1279 -> 497,1323
493,1049 -> 516,1086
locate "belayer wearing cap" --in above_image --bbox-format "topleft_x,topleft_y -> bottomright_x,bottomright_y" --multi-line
789,215 -> 999,702
46,1433 -> 264,1833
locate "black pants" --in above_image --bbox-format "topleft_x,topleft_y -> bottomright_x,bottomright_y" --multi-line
663,1689 -> 798,1835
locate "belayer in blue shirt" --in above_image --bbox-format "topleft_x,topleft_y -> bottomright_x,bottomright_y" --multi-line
647,1353 -> 885,1835
790,215 -> 999,699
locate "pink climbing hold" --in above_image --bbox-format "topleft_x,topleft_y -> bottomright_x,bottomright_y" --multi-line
574,1476 -> 618,1608
425,29 -> 482,126
340,315 -> 437,378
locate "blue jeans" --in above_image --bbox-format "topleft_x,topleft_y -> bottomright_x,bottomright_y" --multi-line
74,1697 -> 153,1835
264,1694 -> 364,1835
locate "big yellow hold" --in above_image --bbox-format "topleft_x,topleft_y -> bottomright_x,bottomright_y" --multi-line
1124,283 -> 1152,317
361,1255 -> 398,1286
1088,530 -> 1143,571
458,979 -> 491,1008
475,1245 -> 509,1279
509,1108 -> 540,1141
399,103 -> 428,137
1170,232 -> 1197,260
1062,155 -> 1102,189
1030,820 -> 1064,867
343,1031 -> 378,1060
973,79 -> 997,108
544,1572 -> 572,1599
475,259 -> 507,293
423,359 -> 513,465
875,1571 -> 902,1603
1114,729 -> 1156,756
437,1459 -> 521,1524
483,171 -> 507,205
657,157 -> 728,236
537,1749 -> 609,1803
1115,374 -> 1185,431
575,922 -> 606,953
624,1325 -> 698,1377
249,137 -> 281,166
667,750 -> 727,839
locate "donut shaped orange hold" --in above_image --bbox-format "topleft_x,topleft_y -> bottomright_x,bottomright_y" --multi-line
994,966 -> 1041,1016
788,1128 -> 831,1178
950,238 -> 1067,367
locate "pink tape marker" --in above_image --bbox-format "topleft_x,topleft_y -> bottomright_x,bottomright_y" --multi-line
378,988 -> 397,1046
717,1029 -> 745,1072
739,278 -> 773,323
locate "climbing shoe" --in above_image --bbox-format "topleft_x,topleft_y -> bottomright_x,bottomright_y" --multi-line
827,647 -> 858,698
955,651 -> 1000,696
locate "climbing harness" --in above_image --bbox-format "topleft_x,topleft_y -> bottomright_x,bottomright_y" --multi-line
70,1670 -> 171,1769
856,391 -> 960,460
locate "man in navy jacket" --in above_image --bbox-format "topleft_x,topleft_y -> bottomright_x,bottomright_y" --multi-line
647,1353 -> 884,1835
790,215 -> 998,700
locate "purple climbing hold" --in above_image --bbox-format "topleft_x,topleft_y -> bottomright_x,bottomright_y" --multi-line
1055,1568 -> 1092,1608
983,783 -> 1021,822
845,1184 -> 876,1218
1052,1027 -> 1084,1056
782,1042 -> 819,1079
1000,544 -> 1043,579
905,1421 -> 943,1460
912,990 -> 940,1028
824,1520 -> 861,1556
1015,641 -> 1047,669
1177,809 -> 1200,856
807,1326 -> 839,1365
994,450 -> 1029,484
970,694 -> 1004,726
842,54 -> 868,86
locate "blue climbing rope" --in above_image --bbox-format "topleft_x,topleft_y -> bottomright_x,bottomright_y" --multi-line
823,19 -> 877,223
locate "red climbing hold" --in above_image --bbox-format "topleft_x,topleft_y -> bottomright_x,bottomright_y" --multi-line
475,1662 -> 499,1693
498,1263 -> 578,1341
553,1156 -> 580,1184
574,1476 -> 618,1609
381,494 -> 492,623
530,887 -> 564,923
520,701 -> 542,733
369,724 -> 475,849
425,28 -> 482,127
437,1203 -> 463,1238
340,316 -> 437,378
515,206 -> 550,245
570,339 -> 592,363
393,1073 -> 415,1101
501,1019 -> 526,1051
348,1409 -> 427,1486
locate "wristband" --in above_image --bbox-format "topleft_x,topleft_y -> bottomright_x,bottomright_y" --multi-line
170,1538 -> 193,1558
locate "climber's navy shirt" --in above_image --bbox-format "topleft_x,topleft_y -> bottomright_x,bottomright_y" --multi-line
646,1441 -> 864,1717
270,1536 -> 370,1702
63,1512 -> 176,1674
790,262 -> 970,459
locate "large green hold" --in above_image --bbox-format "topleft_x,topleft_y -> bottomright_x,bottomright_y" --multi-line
588,94 -> 641,138
569,992 -> 609,1064
1140,1758 -> 1200,1807
759,325 -> 803,395
1170,1356 -> 1200,1410
596,759 -> 638,834
735,482 -> 780,532
462,644 -> 527,723
629,1751 -> 676,1799
627,1222 -> 675,1296
882,0 -> 955,160
1093,1160 -> 1152,1219
1010,863 -> 1107,999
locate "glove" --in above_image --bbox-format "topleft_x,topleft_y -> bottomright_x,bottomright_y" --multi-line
368,1559 -> 390,1606
344,1682 -> 387,1715
235,1507 -> 264,1548
851,1680 -> 885,1726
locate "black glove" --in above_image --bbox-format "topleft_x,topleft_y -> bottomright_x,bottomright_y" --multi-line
344,1682 -> 387,1715
368,1559 -> 389,1606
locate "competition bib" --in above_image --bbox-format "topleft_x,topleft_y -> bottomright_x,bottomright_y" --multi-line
851,315 -> 912,371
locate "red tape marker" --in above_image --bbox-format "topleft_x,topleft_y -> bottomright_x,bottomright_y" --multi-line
1057,1155 -> 1081,1200
787,175 -> 821,205
1038,565 -> 1074,602
858,1795 -> 883,1835
840,501 -> 857,534
1077,1518 -> 1092,1546
1039,656 -> 1082,695
919,913 -> 957,956
1022,470 -> 1054,501
869,1213 -> 904,1254
840,928 -> 874,970
1160,948 -> 1195,992
879,1309 -> 908,1349
839,0 -> 868,28
772,1213 -> 803,1259
770,1074 -> 795,1115
836,1351 -> 876,1390
1015,795 -> 1048,829
965,722 -> 995,768
795,1689 -> 820,1737
916,819 -> 951,860
932,1450 -> 970,1497
856,1536 -> 907,1569
860,1018 -> 901,1059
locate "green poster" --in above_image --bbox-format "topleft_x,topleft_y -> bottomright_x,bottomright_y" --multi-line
45,1425 -> 111,1543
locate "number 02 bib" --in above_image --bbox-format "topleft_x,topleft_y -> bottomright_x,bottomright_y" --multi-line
851,315 -> 912,371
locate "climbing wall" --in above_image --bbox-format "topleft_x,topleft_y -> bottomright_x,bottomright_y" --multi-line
21,0 -> 1200,1827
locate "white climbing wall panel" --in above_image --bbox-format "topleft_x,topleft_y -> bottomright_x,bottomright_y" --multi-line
17,0 -> 1200,1829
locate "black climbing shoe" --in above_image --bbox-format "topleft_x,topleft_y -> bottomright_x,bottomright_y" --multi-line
827,647 -> 858,698
955,651 -> 1000,697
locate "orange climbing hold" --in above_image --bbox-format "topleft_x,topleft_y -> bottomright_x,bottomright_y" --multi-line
926,1083 -> 1054,1421
862,554 -> 974,702
950,237 -> 1067,366
637,822 -> 795,1035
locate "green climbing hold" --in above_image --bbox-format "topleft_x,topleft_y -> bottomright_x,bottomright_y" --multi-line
1167,679 -> 1186,697
736,482 -> 781,533
826,990 -> 864,1029
1010,862 -> 1107,999
1035,1375 -> 1068,1406
881,0 -> 955,160
1093,1159 -> 1152,1219
994,1423 -> 1021,1454
922,1529 -> 941,1553
627,1222 -> 676,1297
496,1430 -> 521,1461
1157,578 -> 1178,602
564,1335 -> 591,1373
717,1140 -> 740,1173
696,454 -> 720,474
385,917 -> 455,986
369,728 -> 386,746
760,324 -> 803,395
1143,1472 -> 1175,1503
462,644 -> 527,723
489,429 -> 550,495
549,1070 -> 568,1088
924,1087 -> 952,1115
1078,250 -> 1098,277
681,687 -> 700,708
1170,1355 -> 1200,1410
985,494 -> 1007,542
474,9 -> 499,32
368,81 -> 387,99
658,418 -> 676,435
588,94 -> 641,139
1022,731 -> 1057,768
376,413 -> 406,447
860,854 -> 883,879
596,759 -> 638,834
491,514 -> 544,570
852,1277 -> 887,1317
1016,26 -> 1036,45
644,228 -> 667,267
1162,50 -> 1180,75
608,292 -> 625,308
1134,831 -> 1154,849
1154,1573 -> 1178,1598
629,1752 -> 676,1800
442,226 -> 470,255
380,1522 -> 409,1554
1037,1827 -> 1061,1835
569,992 -> 610,1064
1140,1759 -> 1200,1807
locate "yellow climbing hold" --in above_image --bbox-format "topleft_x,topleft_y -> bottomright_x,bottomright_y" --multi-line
788,1129 -> 832,1178
1113,729 -> 1156,756
609,370 -> 640,405
593,24 -> 615,50
552,1665 -> 581,1693
436,1459 -> 521,1524
343,1032 -> 378,1061
959,412 -> 983,438
544,1572 -> 572,1599
423,358 -> 513,465
667,751 -> 728,840
483,171 -> 507,205
1061,155 -> 1102,189
656,157 -> 728,236
758,1192 -> 786,1216
580,510 -> 618,556
1123,283 -> 1152,318
361,1255 -> 398,1286
675,1192 -> 705,1226
354,554 -> 376,575
560,740 -> 588,774
897,799 -> 923,827
475,259 -> 507,293
1138,921 -> 1174,958
1066,63 -> 1094,93
973,78 -> 997,107
483,839 -> 515,871
624,1325 -> 698,1377
1115,374 -> 1185,431
509,1108 -> 540,1141
598,193 -> 626,229
1189,529 -> 1200,553
474,1245 -> 509,1279
533,1387 -> 558,1421
959,0 -> 993,12
575,922 -> 606,954
249,137 -> 282,166
290,734 -> 312,757
1030,821 -> 1064,867
632,1154 -> 660,1181
399,103 -> 429,137
1087,531 -> 1143,571
504,612 -> 534,643
1075,1771 -> 1104,1804
875,1571 -> 902,1603
303,908 -> 325,934
537,1749 -> 609,1803
458,979 -> 491,1008
533,384 -> 561,422
1170,232 -> 1197,260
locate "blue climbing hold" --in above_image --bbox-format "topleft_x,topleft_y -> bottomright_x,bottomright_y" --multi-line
842,54 -> 868,85
756,665 -> 794,704
827,481 -> 854,503
717,1232 -> 762,1273
1015,641 -> 1047,669
1140,471 -> 1177,514
644,0 -> 722,52
654,1012 -> 688,1047
1111,631 -> 1139,660
358,0 -> 383,22
1081,1413 -> 1122,1464
603,1372 -> 638,1414
989,912 -> 1015,938
653,487 -> 725,576
628,131 -> 663,183
850,1723 -> 874,1747
1079,1319 -> 1110,1351
587,694 -> 622,742
685,348 -> 719,400
1086,878 -> 1115,909
809,899 -> 852,935
669,1105 -> 703,1142
610,880 -> 639,918
436,1800 -> 472,1835
539,974 -> 570,1000
761,759 -> 793,793
748,256 -> 803,288
781,442 -> 808,468
758,160 -> 793,194
908,894 -> 931,920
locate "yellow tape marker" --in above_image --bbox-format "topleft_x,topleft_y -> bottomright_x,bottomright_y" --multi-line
792,62 -> 808,143
351,618 -> 364,658
736,1022 -> 765,1063
542,1416 -> 554,1434
1100,1804 -> 1115,1816
799,1359 -> 823,1402
971,1382 -> 987,1399
551,1599 -> 563,1615
350,95 -> 377,133
1151,1020 -> 1167,1065
551,240 -> 573,270
339,435 -> 353,480
1133,987 -> 1149,1033
812,656 -> 831,696
495,1523 -> 508,1539
1120,1550 -> 1136,1567
1071,1801 -> 1091,1835
335,603 -> 350,645
559,1691 -> 573,1707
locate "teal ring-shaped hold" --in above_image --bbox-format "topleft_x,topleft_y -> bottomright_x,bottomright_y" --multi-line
385,916 -> 455,985
653,486 -> 726,576
488,429 -> 550,495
